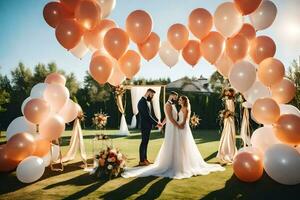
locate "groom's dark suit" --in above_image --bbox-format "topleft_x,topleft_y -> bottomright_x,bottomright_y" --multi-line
138,97 -> 158,162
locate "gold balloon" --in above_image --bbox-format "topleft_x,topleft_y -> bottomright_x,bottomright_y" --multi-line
252,98 -> 280,125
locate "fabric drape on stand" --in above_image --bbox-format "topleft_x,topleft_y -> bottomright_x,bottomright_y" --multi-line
116,91 -> 129,136
240,108 -> 251,147
217,99 -> 237,164
61,119 -> 87,164
152,87 -> 162,122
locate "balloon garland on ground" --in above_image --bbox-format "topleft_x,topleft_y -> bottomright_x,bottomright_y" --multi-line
1,0 -> 299,185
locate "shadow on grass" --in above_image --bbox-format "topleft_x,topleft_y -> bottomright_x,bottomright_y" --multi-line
135,178 -> 172,200
202,173 -> 300,200
100,176 -> 158,200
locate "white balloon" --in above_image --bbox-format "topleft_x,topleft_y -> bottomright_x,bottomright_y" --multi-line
244,81 -> 271,105
58,99 -> 78,123
51,144 -> 60,162
159,41 -> 179,68
6,116 -> 36,140
16,156 -> 45,183
279,104 -> 300,117
97,0 -> 116,18
30,83 -> 48,99
250,0 -> 277,31
70,37 -> 89,59
21,97 -> 32,115
42,151 -> 51,167
264,144 -> 300,185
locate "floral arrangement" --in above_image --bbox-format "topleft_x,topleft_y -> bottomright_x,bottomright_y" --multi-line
219,109 -> 235,121
221,88 -> 236,100
94,147 -> 126,180
190,113 -> 201,129
95,134 -> 109,140
77,111 -> 86,122
92,111 -> 109,129
115,85 -> 126,96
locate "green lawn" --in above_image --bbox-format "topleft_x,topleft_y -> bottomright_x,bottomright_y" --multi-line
0,129 -> 299,200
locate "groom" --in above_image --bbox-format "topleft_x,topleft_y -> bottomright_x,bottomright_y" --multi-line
138,88 -> 162,166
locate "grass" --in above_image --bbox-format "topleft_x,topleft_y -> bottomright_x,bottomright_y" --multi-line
0,129 -> 299,200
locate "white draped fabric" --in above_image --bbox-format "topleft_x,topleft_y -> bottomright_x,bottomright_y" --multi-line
129,86 -> 162,129
240,108 -> 251,147
118,114 -> 130,136
61,119 -> 87,164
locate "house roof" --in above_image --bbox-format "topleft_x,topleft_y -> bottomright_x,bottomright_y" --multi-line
167,76 -> 212,93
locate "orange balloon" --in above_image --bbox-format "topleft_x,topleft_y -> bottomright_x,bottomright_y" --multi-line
60,0 -> 80,14
89,55 -> 113,84
118,50 -> 141,79
0,145 -> 19,172
249,36 -> 276,64
182,40 -> 201,67
55,19 -> 83,50
167,23 -> 189,50
24,98 -> 51,124
252,98 -> 280,125
75,0 -> 101,30
6,132 -> 35,162
45,72 -> 66,86
43,2 -> 73,28
40,115 -> 65,141
238,23 -> 256,41
126,10 -> 153,44
234,0 -> 262,15
84,19 -> 117,51
33,138 -> 51,157
258,58 -> 285,87
138,32 -> 160,61
273,114 -> 300,145
188,8 -> 213,40
271,78 -> 296,104
226,34 -> 249,63
233,151 -> 264,182
200,31 -> 225,64
104,28 -> 129,60
215,52 -> 234,78
43,84 -> 69,113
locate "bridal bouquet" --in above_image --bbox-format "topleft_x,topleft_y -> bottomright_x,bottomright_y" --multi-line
92,111 -> 109,129
219,109 -> 235,120
190,113 -> 201,129
94,147 -> 126,180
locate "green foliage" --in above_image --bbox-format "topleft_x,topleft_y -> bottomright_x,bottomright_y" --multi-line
287,59 -> 300,108
209,71 -> 226,93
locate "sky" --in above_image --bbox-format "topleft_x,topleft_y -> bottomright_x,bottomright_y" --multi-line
0,0 -> 300,85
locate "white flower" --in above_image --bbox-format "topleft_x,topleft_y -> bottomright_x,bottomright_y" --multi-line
117,153 -> 123,161
107,158 -> 112,162
107,165 -> 113,170
110,149 -> 117,154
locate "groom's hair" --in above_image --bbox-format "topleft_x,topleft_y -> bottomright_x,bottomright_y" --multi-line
170,91 -> 178,96
147,88 -> 156,94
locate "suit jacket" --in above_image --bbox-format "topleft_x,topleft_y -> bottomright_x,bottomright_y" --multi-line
138,97 -> 158,130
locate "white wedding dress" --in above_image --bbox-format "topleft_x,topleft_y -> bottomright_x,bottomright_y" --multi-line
122,104 -> 225,179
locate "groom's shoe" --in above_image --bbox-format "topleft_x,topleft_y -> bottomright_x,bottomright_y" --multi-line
138,161 -> 148,166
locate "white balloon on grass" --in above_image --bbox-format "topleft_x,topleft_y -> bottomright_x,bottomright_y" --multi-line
6,116 -> 36,140
16,156 -> 45,183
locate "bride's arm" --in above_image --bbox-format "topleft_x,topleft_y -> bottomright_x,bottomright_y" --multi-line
179,108 -> 188,129
165,104 -> 179,127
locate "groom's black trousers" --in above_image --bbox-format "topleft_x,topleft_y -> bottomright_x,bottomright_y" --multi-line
139,128 -> 151,162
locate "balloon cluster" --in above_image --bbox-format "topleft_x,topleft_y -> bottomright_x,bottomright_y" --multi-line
0,73 -> 81,183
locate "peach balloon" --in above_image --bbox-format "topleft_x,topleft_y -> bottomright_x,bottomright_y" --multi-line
229,60 -> 256,93
234,0 -> 262,16
126,10 -> 153,44
58,99 -> 79,123
6,132 -> 36,162
249,36 -> 276,64
188,8 -> 213,40
108,63 -> 126,86
44,84 -> 69,113
45,72 -> 67,86
104,28 -> 129,60
233,151 -> 264,182
200,31 -> 225,64
226,34 -> 248,62
60,0 -> 80,14
167,23 -> 189,50
252,98 -> 280,125
182,40 -> 201,67
0,145 -> 19,172
84,19 -> 117,51
214,2 -> 243,38
89,55 -> 113,84
238,23 -> 256,41
55,19 -> 83,50
271,78 -> 296,104
33,138 -> 51,157
75,0 -> 101,30
118,50 -> 141,79
215,52 -> 234,78
258,58 -> 285,87
24,98 -> 51,124
274,114 -> 300,145
138,32 -> 160,61
43,1 -> 72,28
40,115 -> 65,141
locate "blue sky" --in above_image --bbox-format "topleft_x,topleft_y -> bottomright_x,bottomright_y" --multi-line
0,0 -> 299,85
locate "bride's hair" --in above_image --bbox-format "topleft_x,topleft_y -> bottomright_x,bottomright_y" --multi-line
180,96 -> 189,108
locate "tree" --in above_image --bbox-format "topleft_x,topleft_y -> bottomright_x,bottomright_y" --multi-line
66,72 -> 80,100
287,58 -> 300,108
0,74 -> 11,112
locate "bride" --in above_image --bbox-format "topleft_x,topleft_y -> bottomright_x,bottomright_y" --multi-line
122,95 -> 225,179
